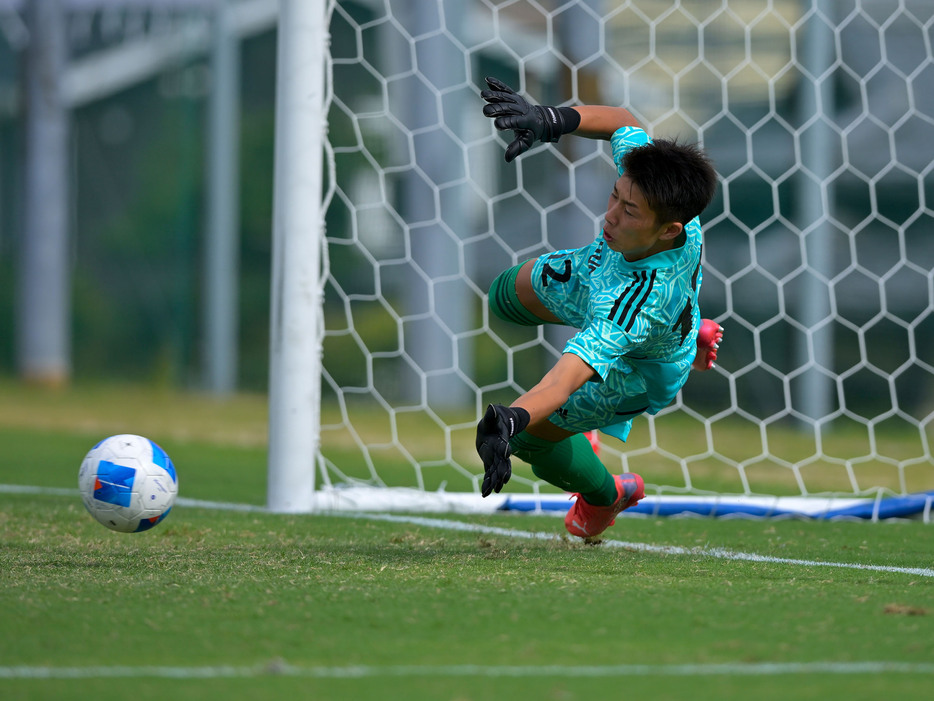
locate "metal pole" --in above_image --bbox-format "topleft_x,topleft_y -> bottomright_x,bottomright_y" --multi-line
401,0 -> 471,409
17,0 -> 70,385
266,0 -> 328,512
204,0 -> 241,394
795,0 -> 836,421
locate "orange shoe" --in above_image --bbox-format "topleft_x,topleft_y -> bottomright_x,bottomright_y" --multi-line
693,319 -> 723,371
564,473 -> 644,539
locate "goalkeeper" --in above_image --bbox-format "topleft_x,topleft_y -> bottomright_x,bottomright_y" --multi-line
476,77 -> 721,539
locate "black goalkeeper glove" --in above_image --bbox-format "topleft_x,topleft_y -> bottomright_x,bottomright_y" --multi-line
480,77 -> 581,162
475,404 -> 531,497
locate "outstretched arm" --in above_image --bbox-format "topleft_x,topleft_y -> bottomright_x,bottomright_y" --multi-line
480,77 -> 641,160
512,353 -> 596,422
572,105 -> 641,139
475,353 -> 595,496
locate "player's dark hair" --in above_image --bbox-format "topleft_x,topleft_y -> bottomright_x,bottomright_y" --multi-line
622,139 -> 717,226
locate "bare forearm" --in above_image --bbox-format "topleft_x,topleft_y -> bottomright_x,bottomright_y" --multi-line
512,353 -> 596,424
512,382 -> 568,425
571,105 -> 642,139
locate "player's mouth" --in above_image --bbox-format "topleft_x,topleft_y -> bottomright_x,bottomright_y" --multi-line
602,227 -> 614,243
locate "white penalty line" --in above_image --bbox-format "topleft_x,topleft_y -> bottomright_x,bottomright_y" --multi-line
5,484 -> 934,578
3,661 -> 934,680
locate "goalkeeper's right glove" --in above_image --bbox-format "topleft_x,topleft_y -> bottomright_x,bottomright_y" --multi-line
475,403 -> 530,497
480,77 -> 581,162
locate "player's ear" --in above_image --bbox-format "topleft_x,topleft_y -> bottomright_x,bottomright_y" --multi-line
659,222 -> 683,240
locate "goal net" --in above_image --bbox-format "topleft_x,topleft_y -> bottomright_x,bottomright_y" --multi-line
288,0 -> 934,520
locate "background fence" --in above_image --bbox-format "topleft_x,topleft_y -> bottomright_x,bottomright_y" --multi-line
1,0 -> 932,508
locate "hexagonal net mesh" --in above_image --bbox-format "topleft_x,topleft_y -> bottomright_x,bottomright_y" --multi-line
310,0 -> 934,517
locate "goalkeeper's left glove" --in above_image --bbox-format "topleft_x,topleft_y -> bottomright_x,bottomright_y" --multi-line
480,77 -> 581,162
475,404 -> 530,497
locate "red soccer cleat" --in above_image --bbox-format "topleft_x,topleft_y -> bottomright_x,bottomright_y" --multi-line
693,319 -> 723,371
565,473 -> 645,539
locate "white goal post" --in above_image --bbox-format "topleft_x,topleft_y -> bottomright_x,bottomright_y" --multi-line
266,0 -> 327,512
267,0 -> 934,521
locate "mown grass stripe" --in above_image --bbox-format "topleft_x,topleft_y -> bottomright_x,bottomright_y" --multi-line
3,661 -> 934,680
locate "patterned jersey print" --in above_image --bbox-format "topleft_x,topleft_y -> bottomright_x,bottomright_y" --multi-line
529,127 -> 705,438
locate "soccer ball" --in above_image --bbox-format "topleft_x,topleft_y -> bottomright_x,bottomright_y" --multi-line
78,434 -> 178,533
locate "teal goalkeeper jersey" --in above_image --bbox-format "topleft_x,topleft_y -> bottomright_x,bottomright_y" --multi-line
529,126 -> 703,439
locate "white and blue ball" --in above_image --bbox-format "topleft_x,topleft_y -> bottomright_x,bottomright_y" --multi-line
78,434 -> 178,533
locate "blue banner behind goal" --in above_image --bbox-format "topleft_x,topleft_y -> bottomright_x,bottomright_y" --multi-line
502,491 -> 934,522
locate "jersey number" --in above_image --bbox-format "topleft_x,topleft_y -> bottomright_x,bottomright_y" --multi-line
540,260 -> 572,287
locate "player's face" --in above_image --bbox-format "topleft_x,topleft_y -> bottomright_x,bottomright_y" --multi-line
602,174 -> 680,261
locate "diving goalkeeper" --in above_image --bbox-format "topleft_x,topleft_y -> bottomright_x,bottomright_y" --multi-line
476,77 -> 722,539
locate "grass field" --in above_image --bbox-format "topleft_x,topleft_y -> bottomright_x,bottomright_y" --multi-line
2,380 -> 933,701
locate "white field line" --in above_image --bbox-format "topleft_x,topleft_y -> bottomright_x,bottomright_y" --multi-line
6,484 -> 934,579
356,512 -> 934,579
2,661 -> 934,680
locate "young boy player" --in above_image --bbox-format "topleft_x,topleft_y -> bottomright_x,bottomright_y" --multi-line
476,77 -> 722,539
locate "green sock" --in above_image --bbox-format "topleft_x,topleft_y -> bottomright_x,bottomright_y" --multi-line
509,432 -> 617,506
